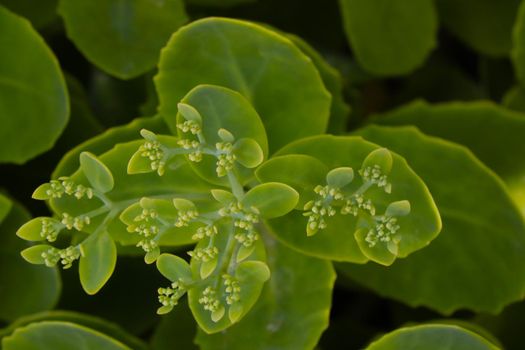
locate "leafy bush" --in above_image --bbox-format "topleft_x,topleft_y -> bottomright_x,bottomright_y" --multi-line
1,0 -> 524,349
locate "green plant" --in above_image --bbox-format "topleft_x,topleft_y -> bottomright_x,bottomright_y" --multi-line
2,1 -> 525,349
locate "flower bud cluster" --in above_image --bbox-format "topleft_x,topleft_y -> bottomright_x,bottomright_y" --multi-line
40,218 -> 61,242
158,279 -> 186,308
61,213 -> 91,231
178,139 -> 202,162
45,178 -> 94,199
365,215 -> 401,248
341,194 -> 375,216
215,142 -> 236,177
360,165 -> 392,193
177,120 -> 201,135
192,224 -> 218,241
223,274 -> 241,305
128,208 -> 162,253
220,202 -> 260,247
41,246 -> 81,269
188,246 -> 218,262
175,208 -> 199,227
140,139 -> 166,175
198,287 -> 221,313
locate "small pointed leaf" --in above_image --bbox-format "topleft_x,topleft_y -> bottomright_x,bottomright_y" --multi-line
233,138 -> 264,168
80,152 -> 114,193
354,228 -> 397,266
200,258 -> 218,279
211,189 -> 235,204
326,167 -> 354,188
211,306 -> 225,323
386,200 -> 411,217
32,184 -> 52,200
228,303 -> 243,324
145,248 -> 160,264
178,103 -> 202,123
236,244 -> 256,263
362,148 -> 393,175
21,245 -> 53,265
17,217 -> 56,241
242,183 -> 299,219
156,254 -> 192,284
173,198 -> 196,211
79,231 -> 117,295
218,128 -> 235,142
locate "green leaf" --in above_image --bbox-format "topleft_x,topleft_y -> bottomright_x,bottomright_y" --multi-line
156,253 -> 192,284
20,245 -> 53,265
0,6 -> 68,164
53,115 -> 169,178
513,1 -> 525,83
339,0 -> 437,76
233,138 -> 264,169
195,234 -> 335,350
0,310 -> 148,350
17,217 -> 58,242
176,84 -> 268,185
255,154 -> 329,207
372,100 -> 525,215
503,85 -> 525,112
326,167 -> 354,188
284,33 -> 351,134
242,183 -> 299,219
267,135 -> 441,263
0,200 -> 60,322
80,152 -> 115,193
210,189 -> 235,205
155,17 -> 331,152
79,231 -> 117,295
2,321 -> 131,349
437,0 -> 520,56
340,125 -> 525,314
366,324 -> 500,350
58,0 -> 188,79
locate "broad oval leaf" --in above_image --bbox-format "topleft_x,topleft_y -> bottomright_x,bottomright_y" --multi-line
58,0 -> 188,79
2,321 -> 131,349
438,0 -> 520,57
266,135 -> 440,264
242,182 -> 299,219
340,125 -> 525,314
0,199 -> 60,322
255,154 -> 329,208
0,310 -> 147,350
0,0 -> 58,29
372,100 -> 525,215
0,5 -> 68,164
80,152 -> 115,193
339,0 -> 437,76
176,84 -> 268,185
155,17 -> 331,152
366,324 -> 500,350
196,234 -> 335,350
79,231 -> 117,295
